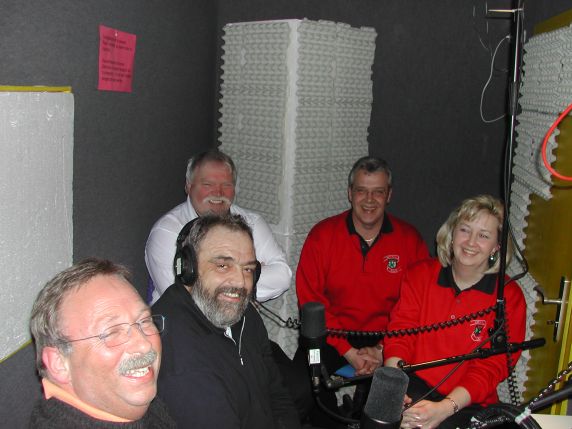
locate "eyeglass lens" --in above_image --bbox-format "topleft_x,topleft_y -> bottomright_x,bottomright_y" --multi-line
103,315 -> 164,347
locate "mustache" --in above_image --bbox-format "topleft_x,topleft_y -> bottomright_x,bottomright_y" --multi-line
118,350 -> 158,375
202,196 -> 232,205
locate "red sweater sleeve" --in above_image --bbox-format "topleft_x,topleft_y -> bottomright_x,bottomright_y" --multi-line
384,261 -> 432,362
296,225 -> 352,356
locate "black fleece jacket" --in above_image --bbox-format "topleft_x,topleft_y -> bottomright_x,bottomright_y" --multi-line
29,397 -> 175,429
153,283 -> 300,429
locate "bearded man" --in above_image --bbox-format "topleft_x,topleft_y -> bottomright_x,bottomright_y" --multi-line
152,214 -> 300,429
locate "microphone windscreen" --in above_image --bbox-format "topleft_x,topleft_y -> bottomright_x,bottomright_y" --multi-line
301,302 -> 326,340
363,366 -> 409,423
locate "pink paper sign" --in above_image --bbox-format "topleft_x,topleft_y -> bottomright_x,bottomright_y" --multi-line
98,25 -> 137,93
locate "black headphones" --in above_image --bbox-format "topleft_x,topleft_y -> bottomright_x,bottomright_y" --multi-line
173,218 -> 200,286
173,218 -> 261,298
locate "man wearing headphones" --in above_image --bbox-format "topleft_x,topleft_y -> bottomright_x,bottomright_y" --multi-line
152,214 -> 300,429
145,149 -> 291,305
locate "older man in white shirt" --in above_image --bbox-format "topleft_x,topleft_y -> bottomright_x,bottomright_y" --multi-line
145,149 -> 291,304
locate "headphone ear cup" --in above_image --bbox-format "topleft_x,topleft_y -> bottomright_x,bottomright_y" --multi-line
173,218 -> 200,286
254,261 -> 261,287
251,261 -> 261,301
177,246 -> 198,286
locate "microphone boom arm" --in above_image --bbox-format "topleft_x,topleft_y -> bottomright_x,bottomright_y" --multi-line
398,338 -> 545,374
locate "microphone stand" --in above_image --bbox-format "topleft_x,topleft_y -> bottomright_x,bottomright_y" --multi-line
398,338 -> 545,374
489,0 -> 525,351
527,380 -> 572,413
321,339 -> 545,387
317,338 -> 545,392
311,336 -> 543,428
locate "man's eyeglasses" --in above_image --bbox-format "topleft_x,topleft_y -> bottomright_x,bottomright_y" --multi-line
58,315 -> 165,348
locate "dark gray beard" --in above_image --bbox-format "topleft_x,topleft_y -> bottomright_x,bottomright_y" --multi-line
191,279 -> 250,329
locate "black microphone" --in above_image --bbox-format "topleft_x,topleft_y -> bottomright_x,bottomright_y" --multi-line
300,302 -> 326,393
361,367 -> 409,429
506,338 -> 545,353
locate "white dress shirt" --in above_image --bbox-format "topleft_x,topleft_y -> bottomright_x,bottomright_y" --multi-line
145,197 -> 292,304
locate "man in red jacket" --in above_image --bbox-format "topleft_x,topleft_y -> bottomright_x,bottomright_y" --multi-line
295,156 -> 429,426
297,156 -> 429,375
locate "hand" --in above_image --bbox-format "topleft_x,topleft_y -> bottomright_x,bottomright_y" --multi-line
403,394 -> 412,407
357,344 -> 383,373
358,344 -> 383,360
344,347 -> 382,375
401,399 -> 453,429
385,356 -> 403,368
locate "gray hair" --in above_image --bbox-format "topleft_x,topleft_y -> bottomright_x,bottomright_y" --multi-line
183,214 -> 253,265
348,156 -> 393,188
29,258 -> 132,378
185,150 -> 237,186
435,194 -> 512,273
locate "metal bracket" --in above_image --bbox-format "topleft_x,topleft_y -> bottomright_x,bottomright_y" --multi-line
535,277 -> 570,342
487,8 -> 524,14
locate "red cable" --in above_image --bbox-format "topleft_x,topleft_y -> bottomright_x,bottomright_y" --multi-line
541,102 -> 572,182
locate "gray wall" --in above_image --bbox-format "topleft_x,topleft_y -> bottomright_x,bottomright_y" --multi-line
0,1 -> 217,426
216,0 -> 515,249
215,0 -> 572,248
2,0 -> 572,426
1,0 -> 218,294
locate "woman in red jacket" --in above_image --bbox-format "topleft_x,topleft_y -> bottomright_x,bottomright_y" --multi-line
384,195 -> 526,429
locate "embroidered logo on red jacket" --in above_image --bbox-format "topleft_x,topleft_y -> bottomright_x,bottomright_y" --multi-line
470,320 -> 487,342
384,255 -> 400,273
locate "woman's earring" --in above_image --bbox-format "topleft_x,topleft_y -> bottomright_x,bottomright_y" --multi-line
488,251 -> 499,268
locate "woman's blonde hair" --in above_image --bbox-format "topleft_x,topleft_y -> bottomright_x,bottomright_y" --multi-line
436,194 -> 512,273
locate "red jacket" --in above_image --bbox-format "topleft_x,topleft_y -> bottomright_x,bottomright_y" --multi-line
296,210 -> 429,356
384,258 -> 526,406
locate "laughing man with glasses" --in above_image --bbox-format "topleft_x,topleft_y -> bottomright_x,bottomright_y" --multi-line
29,258 -> 175,428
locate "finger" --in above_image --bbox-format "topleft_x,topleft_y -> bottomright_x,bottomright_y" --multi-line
368,362 -> 382,372
401,413 -> 421,426
402,409 -> 418,418
360,362 -> 377,375
366,365 -> 377,374
360,355 -> 381,363
357,348 -> 375,357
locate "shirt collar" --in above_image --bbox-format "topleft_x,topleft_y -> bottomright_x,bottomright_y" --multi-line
42,378 -> 132,423
185,196 -> 199,218
345,209 -> 393,238
437,265 -> 497,295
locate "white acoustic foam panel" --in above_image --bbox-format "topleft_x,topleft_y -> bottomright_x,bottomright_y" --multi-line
515,23 -> 572,199
219,19 -> 376,356
501,23 -> 572,403
0,92 -> 74,361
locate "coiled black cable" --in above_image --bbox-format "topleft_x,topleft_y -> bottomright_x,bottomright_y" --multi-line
328,305 -> 497,339
470,403 -> 541,429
